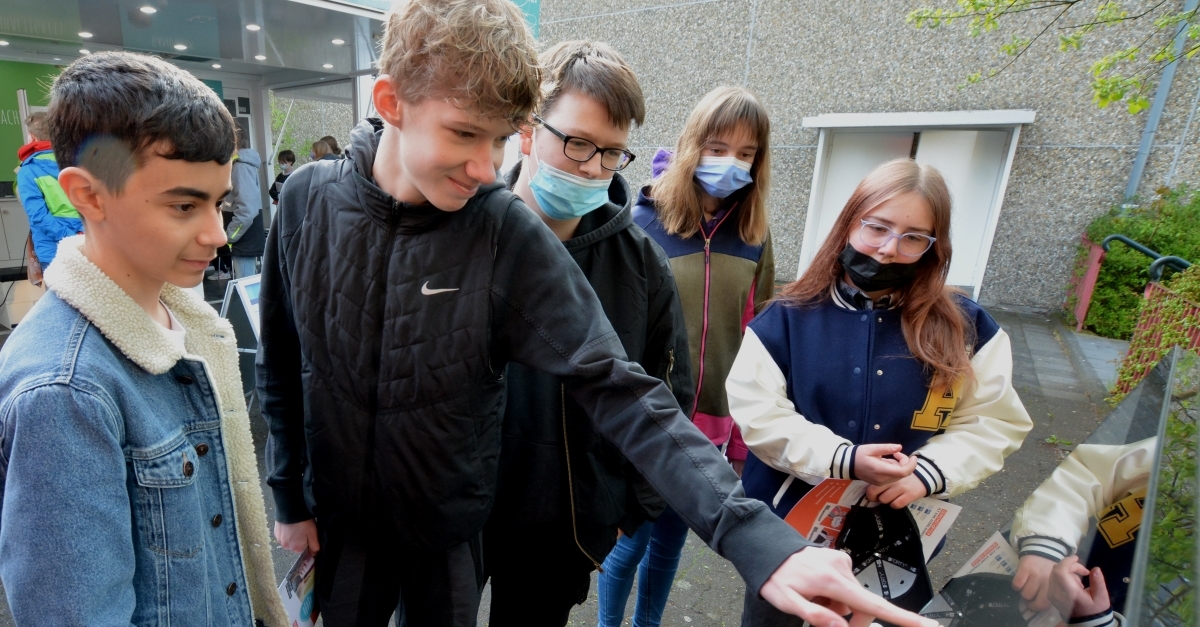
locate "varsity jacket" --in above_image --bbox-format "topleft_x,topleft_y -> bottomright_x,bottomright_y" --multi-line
727,287 -> 1032,517
487,162 -> 692,568
256,118 -> 811,594
632,177 -> 774,462
1010,438 -> 1155,627
16,142 -> 82,269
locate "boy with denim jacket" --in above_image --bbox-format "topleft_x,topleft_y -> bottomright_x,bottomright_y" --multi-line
0,52 -> 286,626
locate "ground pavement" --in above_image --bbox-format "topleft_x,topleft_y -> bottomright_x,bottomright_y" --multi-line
0,305 -> 1130,627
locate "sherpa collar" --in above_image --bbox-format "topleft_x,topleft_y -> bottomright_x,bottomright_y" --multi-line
42,235 -> 288,626
44,235 -> 222,374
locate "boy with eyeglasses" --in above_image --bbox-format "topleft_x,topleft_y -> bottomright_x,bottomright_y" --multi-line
483,40 -> 692,626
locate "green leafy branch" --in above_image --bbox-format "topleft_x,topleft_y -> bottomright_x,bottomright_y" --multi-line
908,1 -> 1200,113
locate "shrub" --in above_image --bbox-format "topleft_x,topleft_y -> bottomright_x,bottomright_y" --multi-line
1165,263 -> 1200,302
1078,186 -> 1200,339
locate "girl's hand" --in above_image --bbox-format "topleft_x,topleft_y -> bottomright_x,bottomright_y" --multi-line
865,474 -> 927,508
1012,554 -> 1056,612
1047,556 -> 1110,620
852,444 -> 918,486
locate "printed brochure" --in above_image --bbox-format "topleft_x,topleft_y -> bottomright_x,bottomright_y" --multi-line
278,548 -> 319,627
906,498 -> 962,562
783,479 -> 960,563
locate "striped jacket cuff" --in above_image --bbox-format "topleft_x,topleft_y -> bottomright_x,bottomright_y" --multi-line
1068,608 -> 1119,627
913,454 -> 946,496
1017,536 -> 1070,562
831,443 -> 857,480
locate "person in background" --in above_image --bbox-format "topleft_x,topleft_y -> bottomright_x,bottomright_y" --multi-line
311,139 -> 336,162
319,134 -> 344,158
597,85 -> 775,627
727,158 -> 1032,625
0,50 -> 285,626
16,111 -> 82,271
485,40 -> 692,627
270,149 -> 296,205
226,130 -> 265,278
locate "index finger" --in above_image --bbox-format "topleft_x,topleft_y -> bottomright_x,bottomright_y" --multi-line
828,573 -> 937,627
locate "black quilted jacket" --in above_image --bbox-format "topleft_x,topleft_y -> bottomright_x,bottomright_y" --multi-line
256,119 -> 810,594
487,163 -> 693,568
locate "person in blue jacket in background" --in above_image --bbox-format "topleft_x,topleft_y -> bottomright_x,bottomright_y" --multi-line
726,158 -> 1034,626
16,111 -> 82,271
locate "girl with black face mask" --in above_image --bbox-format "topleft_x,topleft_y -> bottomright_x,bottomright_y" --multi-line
725,159 -> 1033,626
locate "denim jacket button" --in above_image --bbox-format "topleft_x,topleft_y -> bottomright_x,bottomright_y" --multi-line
226,582 -> 237,596
211,514 -> 223,528
195,443 -> 209,456
183,461 -> 194,477
176,374 -> 195,385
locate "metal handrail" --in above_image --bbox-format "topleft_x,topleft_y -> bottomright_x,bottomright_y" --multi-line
1099,234 -> 1192,281
1148,256 -> 1192,282
1101,234 -> 1162,259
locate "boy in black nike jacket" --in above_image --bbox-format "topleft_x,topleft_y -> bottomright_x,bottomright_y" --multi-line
256,1 -> 939,626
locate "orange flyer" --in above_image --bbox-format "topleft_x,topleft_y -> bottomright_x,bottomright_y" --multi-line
782,479 -> 867,548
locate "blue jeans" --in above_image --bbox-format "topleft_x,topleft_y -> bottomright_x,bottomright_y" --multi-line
231,256 -> 258,279
596,507 -> 690,627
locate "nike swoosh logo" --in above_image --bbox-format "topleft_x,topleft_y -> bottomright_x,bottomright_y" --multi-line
421,281 -> 459,295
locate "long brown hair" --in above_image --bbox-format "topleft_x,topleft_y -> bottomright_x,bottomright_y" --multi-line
650,86 -> 770,245
779,158 -> 972,391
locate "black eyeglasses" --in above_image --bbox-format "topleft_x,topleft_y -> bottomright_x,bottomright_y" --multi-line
533,115 -> 636,172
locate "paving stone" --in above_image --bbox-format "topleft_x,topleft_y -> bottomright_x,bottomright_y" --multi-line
1037,374 -> 1084,387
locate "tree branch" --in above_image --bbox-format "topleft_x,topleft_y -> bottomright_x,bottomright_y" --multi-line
1060,0 -> 1173,30
931,1 -> 1081,22
974,3 -> 1077,83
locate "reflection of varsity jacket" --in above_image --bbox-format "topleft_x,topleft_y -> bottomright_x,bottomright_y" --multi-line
727,285 -> 1032,517
1010,439 -> 1154,627
633,186 -> 774,461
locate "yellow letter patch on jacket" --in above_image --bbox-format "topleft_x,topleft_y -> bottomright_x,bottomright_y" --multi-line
1097,487 -> 1146,549
911,380 -> 963,432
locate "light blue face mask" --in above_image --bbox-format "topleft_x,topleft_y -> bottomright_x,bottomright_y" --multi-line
694,156 -> 753,198
528,131 -> 612,220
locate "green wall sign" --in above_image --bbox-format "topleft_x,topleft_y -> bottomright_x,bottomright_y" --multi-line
0,60 -> 60,182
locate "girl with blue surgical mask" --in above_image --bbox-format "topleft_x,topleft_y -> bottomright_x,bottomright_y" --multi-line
598,85 -> 774,627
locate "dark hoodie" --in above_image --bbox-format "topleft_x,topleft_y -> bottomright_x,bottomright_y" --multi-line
257,119 -> 811,595
487,162 -> 694,568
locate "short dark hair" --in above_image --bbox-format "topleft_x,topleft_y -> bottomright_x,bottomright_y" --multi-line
278,150 -> 296,164
25,112 -> 49,140
539,41 -> 645,130
48,51 -> 236,193
237,129 -> 251,150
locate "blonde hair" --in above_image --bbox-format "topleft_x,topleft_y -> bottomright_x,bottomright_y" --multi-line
650,86 -> 770,245
779,159 -> 972,391
378,0 -> 542,127
539,41 -> 645,130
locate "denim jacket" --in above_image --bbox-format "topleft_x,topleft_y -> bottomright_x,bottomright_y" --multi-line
0,237 -> 287,626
